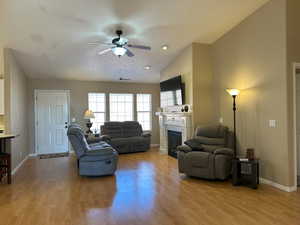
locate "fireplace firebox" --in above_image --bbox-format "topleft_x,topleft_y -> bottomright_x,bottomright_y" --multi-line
168,130 -> 182,158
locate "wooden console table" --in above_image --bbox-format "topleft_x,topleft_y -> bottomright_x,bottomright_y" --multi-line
0,134 -> 15,184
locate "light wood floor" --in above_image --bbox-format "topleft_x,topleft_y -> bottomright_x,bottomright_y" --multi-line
0,148 -> 300,225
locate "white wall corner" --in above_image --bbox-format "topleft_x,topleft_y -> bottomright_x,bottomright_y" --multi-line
259,177 -> 297,192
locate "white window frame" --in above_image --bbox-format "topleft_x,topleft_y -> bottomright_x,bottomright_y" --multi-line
109,93 -> 134,122
136,94 -> 152,131
88,93 -> 106,133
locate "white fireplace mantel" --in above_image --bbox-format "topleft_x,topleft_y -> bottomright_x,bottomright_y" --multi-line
155,111 -> 193,154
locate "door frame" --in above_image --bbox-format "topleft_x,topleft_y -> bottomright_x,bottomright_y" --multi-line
293,63 -> 300,189
34,89 -> 71,155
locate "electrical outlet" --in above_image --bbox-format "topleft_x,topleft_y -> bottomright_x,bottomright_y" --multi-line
72,118 -> 76,123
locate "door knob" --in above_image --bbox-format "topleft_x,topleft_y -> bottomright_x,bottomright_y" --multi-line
65,122 -> 68,125
65,126 -> 68,129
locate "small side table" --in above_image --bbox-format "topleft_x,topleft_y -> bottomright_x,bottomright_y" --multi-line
232,158 -> 259,189
0,134 -> 16,184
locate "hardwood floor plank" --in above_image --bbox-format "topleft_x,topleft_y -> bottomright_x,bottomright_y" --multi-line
0,148 -> 299,225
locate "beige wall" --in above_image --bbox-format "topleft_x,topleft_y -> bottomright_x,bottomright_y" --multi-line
192,43 -> 214,126
212,0 -> 291,186
161,45 -> 193,105
160,43 -> 214,127
27,79 -> 160,153
4,48 -> 29,170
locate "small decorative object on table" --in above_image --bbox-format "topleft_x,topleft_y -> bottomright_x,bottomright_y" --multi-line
232,157 -> 259,189
83,110 -> 95,134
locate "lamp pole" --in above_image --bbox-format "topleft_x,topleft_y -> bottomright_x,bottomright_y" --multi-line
232,95 -> 237,158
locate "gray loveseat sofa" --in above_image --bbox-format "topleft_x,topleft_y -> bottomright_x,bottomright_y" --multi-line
177,125 -> 234,180
67,125 -> 118,176
100,121 -> 151,154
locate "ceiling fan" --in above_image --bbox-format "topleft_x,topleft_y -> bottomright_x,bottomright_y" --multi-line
89,30 -> 151,57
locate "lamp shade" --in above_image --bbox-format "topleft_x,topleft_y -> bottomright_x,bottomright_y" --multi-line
226,89 -> 240,97
84,110 -> 95,119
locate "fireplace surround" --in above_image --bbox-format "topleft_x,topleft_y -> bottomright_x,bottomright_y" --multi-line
156,106 -> 193,155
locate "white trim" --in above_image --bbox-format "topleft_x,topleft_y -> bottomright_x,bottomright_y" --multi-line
11,155 -> 29,175
260,177 -> 297,192
292,63 -> 300,192
151,144 -> 160,148
28,153 -> 38,157
34,89 -> 71,155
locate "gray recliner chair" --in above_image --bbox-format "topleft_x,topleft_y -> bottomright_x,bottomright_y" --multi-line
177,125 -> 234,180
67,125 -> 118,176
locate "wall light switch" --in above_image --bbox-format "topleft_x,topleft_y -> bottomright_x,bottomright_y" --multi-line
72,118 -> 76,123
269,120 -> 276,128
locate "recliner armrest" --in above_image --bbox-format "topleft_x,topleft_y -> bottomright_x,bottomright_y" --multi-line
142,132 -> 151,138
85,148 -> 117,156
177,145 -> 192,153
100,135 -> 111,142
87,135 -> 111,144
214,148 -> 234,156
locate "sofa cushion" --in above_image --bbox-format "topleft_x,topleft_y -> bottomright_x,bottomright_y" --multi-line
101,123 -> 123,138
202,145 -> 223,153
195,125 -> 228,138
195,136 -> 225,146
186,151 -> 210,168
122,121 -> 142,138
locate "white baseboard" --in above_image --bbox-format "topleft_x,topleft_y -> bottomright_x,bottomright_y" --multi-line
28,153 -> 38,157
11,155 -> 29,175
260,177 -> 297,192
151,144 -> 160,148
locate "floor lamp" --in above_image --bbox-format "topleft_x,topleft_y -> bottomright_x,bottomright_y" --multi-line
226,89 -> 240,158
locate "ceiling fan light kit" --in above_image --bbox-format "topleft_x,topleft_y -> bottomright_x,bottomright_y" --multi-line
112,47 -> 127,56
96,30 -> 151,58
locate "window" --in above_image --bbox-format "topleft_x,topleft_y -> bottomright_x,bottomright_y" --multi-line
109,93 -> 133,121
88,93 -> 106,133
137,94 -> 152,131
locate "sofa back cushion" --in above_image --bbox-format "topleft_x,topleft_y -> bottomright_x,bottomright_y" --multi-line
101,122 -> 123,138
122,121 -> 142,138
194,125 -> 229,149
195,125 -> 228,138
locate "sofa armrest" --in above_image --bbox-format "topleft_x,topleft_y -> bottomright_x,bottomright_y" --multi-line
214,148 -> 234,156
142,132 -> 151,138
177,145 -> 192,153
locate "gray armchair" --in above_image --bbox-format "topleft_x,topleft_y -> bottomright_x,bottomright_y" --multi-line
177,125 -> 234,180
67,125 -> 118,176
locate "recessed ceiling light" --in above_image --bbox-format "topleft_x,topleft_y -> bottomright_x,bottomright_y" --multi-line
161,45 -> 168,50
144,65 -> 151,70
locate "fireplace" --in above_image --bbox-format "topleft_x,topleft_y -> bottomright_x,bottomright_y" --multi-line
168,130 -> 182,158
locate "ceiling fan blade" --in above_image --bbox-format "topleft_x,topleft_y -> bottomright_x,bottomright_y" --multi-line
88,42 -> 113,46
125,48 -> 134,57
98,48 -> 112,55
127,44 -> 151,50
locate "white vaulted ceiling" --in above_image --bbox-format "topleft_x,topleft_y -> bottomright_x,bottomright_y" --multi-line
0,0 -> 269,83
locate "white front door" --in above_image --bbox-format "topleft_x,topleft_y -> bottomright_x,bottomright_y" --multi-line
36,90 -> 69,154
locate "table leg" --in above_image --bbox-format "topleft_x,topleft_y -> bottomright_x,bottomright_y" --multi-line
7,153 -> 11,184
